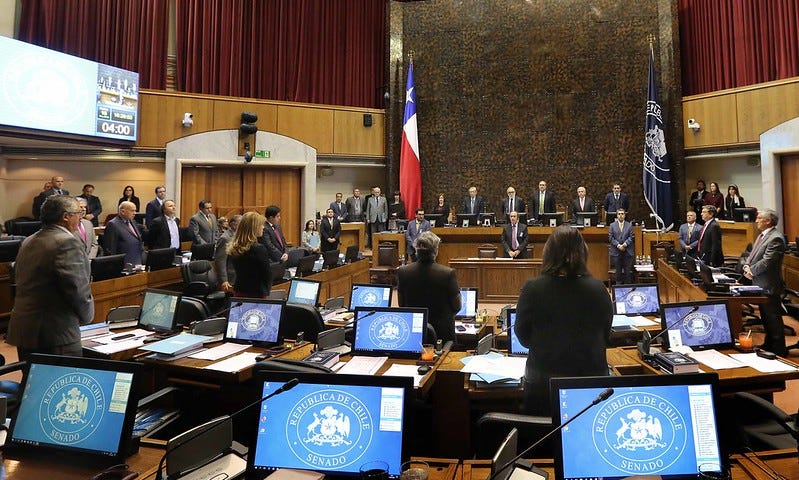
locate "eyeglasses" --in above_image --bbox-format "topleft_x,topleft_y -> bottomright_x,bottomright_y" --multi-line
67,210 -> 85,217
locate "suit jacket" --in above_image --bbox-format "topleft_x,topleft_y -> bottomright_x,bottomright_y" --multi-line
42,187 -> 70,197
345,196 -> 365,222
405,219 -> 431,255
529,191 -> 556,220
603,192 -> 630,215
608,220 -> 635,258
74,218 -> 99,258
500,196 -> 526,217
689,190 -> 706,215
103,215 -> 144,265
78,194 -> 102,227
366,195 -> 388,223
397,261 -> 461,343
189,211 -> 218,245
501,222 -> 529,258
145,198 -> 163,227
329,201 -> 348,221
746,228 -> 786,296
570,196 -> 595,217
462,195 -> 485,214
259,222 -> 287,262
320,217 -> 342,252
146,215 -> 180,250
8,225 -> 94,350
230,243 -> 273,296
33,188 -> 70,219
214,228 -> 236,285
678,222 -> 701,254
698,219 -> 724,267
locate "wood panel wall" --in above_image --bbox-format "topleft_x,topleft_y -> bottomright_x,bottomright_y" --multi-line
781,154 -> 799,240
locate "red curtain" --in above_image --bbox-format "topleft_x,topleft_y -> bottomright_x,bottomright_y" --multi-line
18,0 -> 169,89
175,0 -> 386,108
679,0 -> 799,95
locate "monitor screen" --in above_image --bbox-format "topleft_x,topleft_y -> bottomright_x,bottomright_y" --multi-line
9,354 -> 141,461
322,249 -> 340,269
456,288 -> 478,318
296,254 -> 317,277
344,244 -> 360,263
287,278 -> 321,307
575,211 -> 599,227
247,372 -> 412,479
551,373 -> 725,480
659,300 -> 734,350
349,283 -> 393,309
145,247 -> 176,271
138,288 -> 181,332
226,299 -> 284,345
541,212 -> 564,226
479,213 -> 496,227
353,307 -> 428,358
90,253 -> 126,282
425,213 -> 445,228
612,284 -> 660,316
507,309 -> 528,356
456,213 -> 478,227
732,207 -> 757,222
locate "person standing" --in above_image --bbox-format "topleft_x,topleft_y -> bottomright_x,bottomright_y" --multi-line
8,195 -> 94,361
570,186 -> 595,218
366,186 -> 387,248
724,184 -> 746,220
320,208 -> 342,252
678,210 -> 701,257
345,188 -> 365,222
228,211 -> 273,298
74,197 -> 99,258
31,181 -> 53,219
216,214 -> 241,293
603,183 -> 629,219
145,186 -> 167,227
146,200 -> 180,250
609,209 -> 635,284
330,192 -> 348,222
388,191 -> 406,221
302,219 -> 321,254
698,205 -> 724,267
501,211 -> 529,259
118,185 -> 140,213
42,175 -> 69,197
77,184 -> 102,227
462,186 -> 485,215
743,209 -> 787,356
689,180 -> 707,221
529,180 -> 556,222
259,205 -> 289,263
189,199 -> 218,246
500,186 -> 525,218
405,208 -> 431,260
103,201 -> 144,265
704,182 -> 725,219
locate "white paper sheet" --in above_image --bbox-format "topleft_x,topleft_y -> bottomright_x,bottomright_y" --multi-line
189,342 -> 251,360
90,338 -> 145,354
459,354 -> 526,381
687,349 -> 746,370
336,356 -> 387,375
91,328 -> 156,344
612,315 -> 659,327
203,352 -> 260,372
381,364 -> 424,387
728,353 -> 799,373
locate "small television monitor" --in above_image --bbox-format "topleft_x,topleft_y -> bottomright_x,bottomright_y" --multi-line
287,278 -> 321,307
9,354 -> 142,464
353,306 -> 428,358
90,253 -> 126,282
425,213 -> 445,228
456,287 -> 478,319
139,288 -> 181,333
575,211 -> 599,227
611,284 -> 660,316
344,244 -> 360,263
506,308 -> 528,356
12,221 -> 42,237
295,254 -> 317,277
732,207 -> 758,222
540,212 -> 564,227
551,372 -> 726,480
0,238 -> 23,262
479,212 -> 497,227
145,247 -> 176,271
456,213 -> 478,227
225,299 -> 284,346
247,371 -> 412,479
349,283 -> 393,309
321,248 -> 340,270
659,300 -> 735,350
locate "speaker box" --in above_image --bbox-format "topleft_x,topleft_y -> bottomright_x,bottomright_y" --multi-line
363,113 -> 373,127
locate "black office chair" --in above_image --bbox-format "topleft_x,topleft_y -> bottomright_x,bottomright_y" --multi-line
0,236 -> 26,263
106,305 -> 142,327
181,260 -> 227,314
286,248 -> 313,269
175,297 -> 209,327
729,392 -> 798,452
279,303 -> 325,343
424,324 -> 438,344
0,354 -> 27,414
475,412 -> 554,459
190,243 -> 215,261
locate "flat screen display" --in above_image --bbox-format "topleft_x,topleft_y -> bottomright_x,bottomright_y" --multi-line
247,372 -> 412,478
659,300 -> 734,350
349,283 -> 392,309
0,36 -> 139,142
287,279 -> 321,307
456,288 -> 478,318
507,309 -> 528,356
551,373 -> 725,480
138,289 -> 181,332
226,299 -> 284,345
612,284 -> 660,316
353,307 -> 427,358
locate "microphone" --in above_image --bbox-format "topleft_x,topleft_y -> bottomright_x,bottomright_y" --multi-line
614,286 -> 637,302
637,305 -> 699,360
489,388 -> 614,480
155,378 -> 300,480
208,301 -> 243,320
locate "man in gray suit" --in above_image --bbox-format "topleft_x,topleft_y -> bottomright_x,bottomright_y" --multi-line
609,209 -> 635,284
189,199 -> 218,246
678,210 -> 701,257
743,209 -> 787,356
345,188 -> 365,222
8,195 -> 94,361
366,186 -> 387,248
75,197 -> 99,258
215,213 -> 241,293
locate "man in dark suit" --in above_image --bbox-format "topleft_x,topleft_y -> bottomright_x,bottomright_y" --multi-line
188,199 -> 218,246
501,211 -> 529,259
103,201 -> 144,265
77,183 -> 102,227
603,183 -> 630,219
743,209 -> 787,356
405,208 -> 431,260
145,185 -> 167,227
570,186 -> 595,218
42,175 -> 69,197
609,209 -> 635,284
8,195 -> 94,361
462,186 -> 485,214
698,205 -> 724,267
329,192 -> 348,222
529,180 -> 556,222
146,200 -> 180,250
75,197 -> 99,258
320,207 -> 342,252
397,231 -> 461,343
259,205 -> 289,263
678,210 -> 701,256
215,214 -> 240,293
500,186 -> 526,219
31,180 -> 52,219
688,179 -> 707,224
345,188 -> 365,222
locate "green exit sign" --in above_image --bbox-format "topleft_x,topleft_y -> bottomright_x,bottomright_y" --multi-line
255,150 -> 270,158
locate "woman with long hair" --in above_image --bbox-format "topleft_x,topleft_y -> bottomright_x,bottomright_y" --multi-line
724,184 -> 746,220
227,211 -> 273,298
301,219 -> 321,253
118,185 -> 140,212
703,181 -> 724,218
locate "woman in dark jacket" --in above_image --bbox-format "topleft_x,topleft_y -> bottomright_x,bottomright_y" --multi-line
227,211 -> 273,298
724,184 -> 745,220
118,185 -> 140,212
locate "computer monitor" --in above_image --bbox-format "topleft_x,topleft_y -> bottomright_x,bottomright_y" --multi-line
506,309 -> 528,356
344,244 -> 360,263
349,283 -> 393,309
321,248 -> 340,270
90,253 -> 126,282
551,372 -> 726,480
574,211 -> 599,227
287,278 -> 321,307
353,306 -> 428,358
540,212 -> 564,227
659,300 -> 735,350
456,287 -> 478,319
479,212 -> 496,227
425,213 -> 445,227
456,213 -> 478,227
247,371 -> 412,479
11,221 -> 42,237
0,238 -> 23,262
270,262 -> 287,284
611,284 -> 660,316
295,254 -> 317,277
732,207 -> 758,222
225,299 -> 284,346
9,354 -> 142,464
145,247 -> 176,271
138,288 -> 182,333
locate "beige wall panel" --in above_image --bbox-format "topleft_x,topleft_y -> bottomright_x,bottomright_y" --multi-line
682,95 -> 738,148
138,93 -> 215,148
333,110 -> 385,156
212,101 -> 279,133
276,106 -> 334,154
737,82 -> 799,143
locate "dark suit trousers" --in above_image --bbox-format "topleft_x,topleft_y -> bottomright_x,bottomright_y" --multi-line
612,254 -> 634,284
759,293 -> 787,356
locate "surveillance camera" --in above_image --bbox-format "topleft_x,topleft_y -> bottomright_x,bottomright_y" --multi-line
182,112 -> 194,128
687,118 -> 700,131
243,142 -> 253,163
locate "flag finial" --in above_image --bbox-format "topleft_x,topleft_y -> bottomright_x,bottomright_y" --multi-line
408,50 -> 415,64
647,34 -> 655,53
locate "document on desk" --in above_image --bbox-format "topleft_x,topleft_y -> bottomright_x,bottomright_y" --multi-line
382,364 -> 424,387
92,329 -> 155,344
336,356 -> 387,375
460,353 -> 526,382
190,342 -> 251,360
612,315 -> 658,327
90,338 -> 145,354
728,353 -> 799,373
686,349 -> 745,370
204,352 -> 260,372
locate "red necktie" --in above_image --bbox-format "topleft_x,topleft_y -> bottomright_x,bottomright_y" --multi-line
127,220 -> 138,238
275,226 -> 284,247
697,223 -> 707,252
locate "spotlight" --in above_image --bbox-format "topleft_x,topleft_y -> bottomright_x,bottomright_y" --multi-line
240,111 -> 258,135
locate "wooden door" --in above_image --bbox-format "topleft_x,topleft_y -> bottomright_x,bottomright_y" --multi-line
781,154 -> 799,240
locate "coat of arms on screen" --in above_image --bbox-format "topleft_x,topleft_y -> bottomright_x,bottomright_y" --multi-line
41,373 -> 105,444
368,314 -> 410,350
240,309 -> 268,332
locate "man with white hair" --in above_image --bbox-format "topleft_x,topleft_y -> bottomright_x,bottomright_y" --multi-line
103,201 -> 144,265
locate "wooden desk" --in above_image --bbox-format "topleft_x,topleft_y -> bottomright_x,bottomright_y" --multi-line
307,258 -> 370,301
91,266 -> 184,324
449,258 -> 541,303
2,444 -> 163,479
340,222 -> 365,252
783,253 -> 799,290
461,458 -> 554,480
373,231 -> 406,265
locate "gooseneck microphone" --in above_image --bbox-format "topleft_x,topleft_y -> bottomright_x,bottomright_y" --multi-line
207,301 -> 243,320
489,388 -> 614,480
638,305 -> 699,360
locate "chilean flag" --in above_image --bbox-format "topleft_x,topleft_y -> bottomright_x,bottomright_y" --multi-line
400,63 -> 421,220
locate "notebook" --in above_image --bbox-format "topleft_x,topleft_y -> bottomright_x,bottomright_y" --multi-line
225,299 -> 285,346
611,284 -> 660,316
352,307 -> 428,358
506,309 -> 528,356
659,300 -> 735,350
